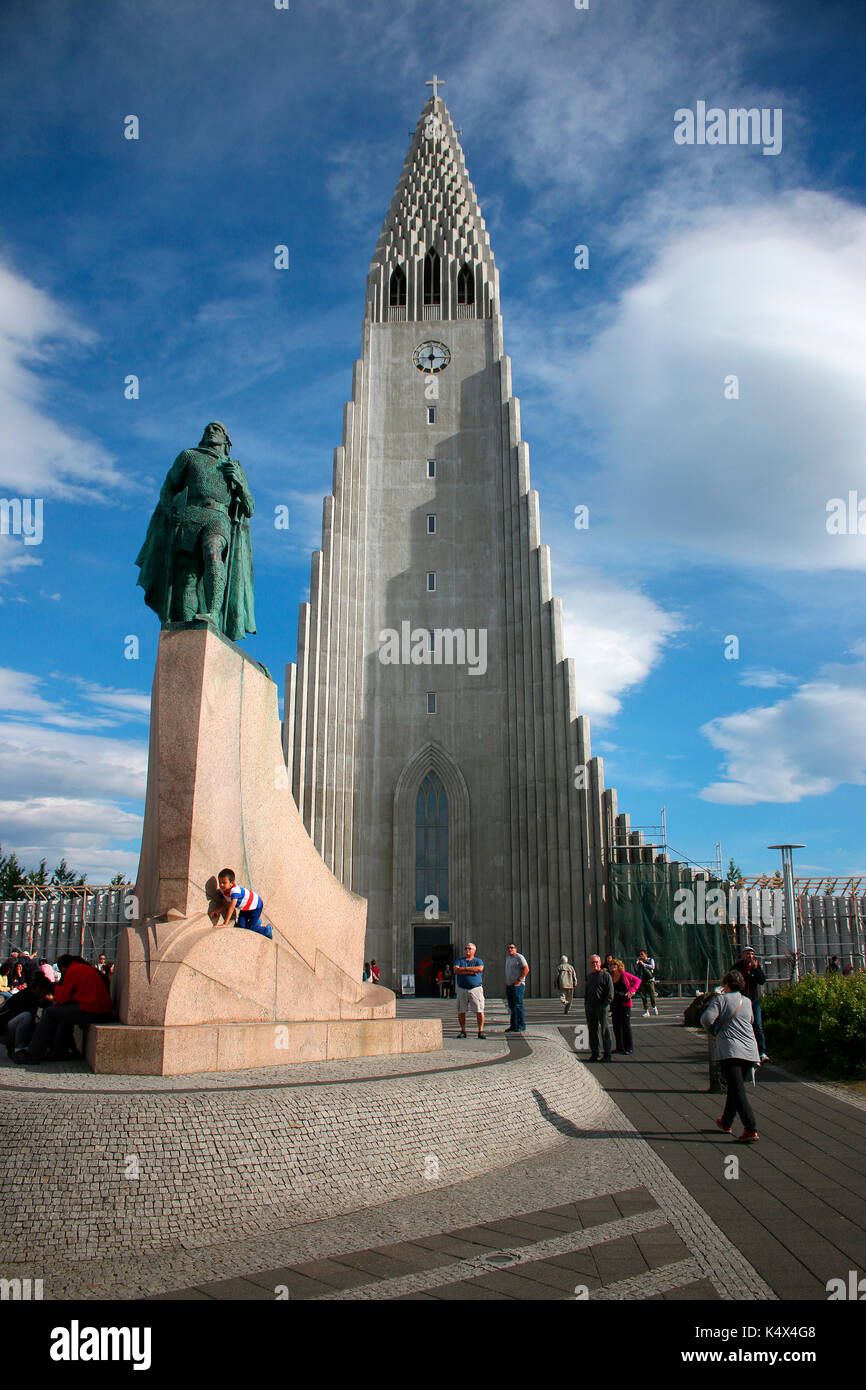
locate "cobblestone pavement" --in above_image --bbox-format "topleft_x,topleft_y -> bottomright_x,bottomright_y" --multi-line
0,1004 -> 773,1301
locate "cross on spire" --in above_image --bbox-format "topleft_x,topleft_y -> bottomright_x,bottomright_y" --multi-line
426,73 -> 445,101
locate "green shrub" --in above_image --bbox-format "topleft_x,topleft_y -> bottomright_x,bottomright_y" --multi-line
762,973 -> 866,1078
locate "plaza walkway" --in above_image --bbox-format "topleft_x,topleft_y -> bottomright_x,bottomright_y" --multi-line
2,996 -> 863,1301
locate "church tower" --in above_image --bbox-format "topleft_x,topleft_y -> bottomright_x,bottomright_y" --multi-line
283,82 -> 631,993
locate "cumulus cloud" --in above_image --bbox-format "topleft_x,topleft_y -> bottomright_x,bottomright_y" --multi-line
573,193 -> 866,571
0,259 -> 119,498
700,644 -> 866,804
556,565 -> 684,720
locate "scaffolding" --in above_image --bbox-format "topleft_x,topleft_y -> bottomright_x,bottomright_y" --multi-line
1,885 -> 129,962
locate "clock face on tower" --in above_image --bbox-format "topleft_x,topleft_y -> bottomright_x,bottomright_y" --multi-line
413,341 -> 451,373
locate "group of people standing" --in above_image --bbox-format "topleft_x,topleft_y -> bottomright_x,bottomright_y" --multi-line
582,951 -> 659,1060
449,941 -> 530,1038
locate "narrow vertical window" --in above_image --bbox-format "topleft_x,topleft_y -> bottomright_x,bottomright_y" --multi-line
427,459 -> 435,479
427,406 -> 435,424
389,264 -> 407,306
427,514 -> 436,534
457,263 -> 475,305
426,572 -> 436,592
423,248 -> 441,305
415,771 -> 448,908
426,693 -> 437,715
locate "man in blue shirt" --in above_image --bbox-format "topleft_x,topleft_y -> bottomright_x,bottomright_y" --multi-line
454,942 -> 486,1039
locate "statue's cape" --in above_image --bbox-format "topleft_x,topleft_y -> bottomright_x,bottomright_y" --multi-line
135,497 -> 256,641
222,516 -> 256,641
135,501 -> 175,622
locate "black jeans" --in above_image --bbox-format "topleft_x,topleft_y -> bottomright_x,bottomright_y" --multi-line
586,1005 -> 613,1058
720,1058 -> 758,1132
27,1004 -> 112,1060
611,1001 -> 633,1052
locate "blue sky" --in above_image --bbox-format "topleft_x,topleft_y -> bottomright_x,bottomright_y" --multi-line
0,0 -> 864,882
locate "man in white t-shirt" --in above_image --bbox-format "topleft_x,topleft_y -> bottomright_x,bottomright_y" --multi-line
454,943 -> 485,1039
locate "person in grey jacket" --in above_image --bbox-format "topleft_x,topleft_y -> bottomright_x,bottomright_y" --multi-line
701,970 -> 761,1143
555,956 -> 578,1013
584,955 -> 614,1061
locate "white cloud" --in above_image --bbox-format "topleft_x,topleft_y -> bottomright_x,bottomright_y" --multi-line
739,668 -> 797,689
0,259 -> 120,498
0,535 -> 42,583
556,564 -> 684,720
0,722 -> 146,801
68,678 -> 151,720
573,193 -> 866,571
0,797 -> 142,846
0,667 -> 57,717
700,645 -> 866,804
0,668 -> 150,728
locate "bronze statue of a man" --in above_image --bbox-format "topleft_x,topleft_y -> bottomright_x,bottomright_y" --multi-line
136,422 -> 256,641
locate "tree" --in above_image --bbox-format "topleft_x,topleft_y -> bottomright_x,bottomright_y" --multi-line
726,857 -> 744,886
0,845 -> 26,900
110,872 -> 131,886
23,858 -> 49,887
51,858 -> 86,886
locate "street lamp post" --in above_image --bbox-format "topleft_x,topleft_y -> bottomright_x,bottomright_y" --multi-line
768,844 -> 804,983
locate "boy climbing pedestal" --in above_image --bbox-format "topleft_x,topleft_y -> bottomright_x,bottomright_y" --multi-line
209,868 -> 273,940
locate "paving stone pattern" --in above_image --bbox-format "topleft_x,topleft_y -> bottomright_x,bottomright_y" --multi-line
0,1004 -> 780,1302
0,1030 -> 613,1268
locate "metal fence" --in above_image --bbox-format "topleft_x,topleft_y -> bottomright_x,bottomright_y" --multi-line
739,892 -> 866,987
0,888 -> 129,965
609,859 -> 866,994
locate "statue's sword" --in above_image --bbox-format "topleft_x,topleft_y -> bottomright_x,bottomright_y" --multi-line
221,474 -> 242,633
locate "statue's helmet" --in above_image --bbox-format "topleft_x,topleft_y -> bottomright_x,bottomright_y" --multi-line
199,421 -> 231,448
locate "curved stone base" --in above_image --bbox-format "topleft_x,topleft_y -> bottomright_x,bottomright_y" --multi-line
86,1016 -> 442,1075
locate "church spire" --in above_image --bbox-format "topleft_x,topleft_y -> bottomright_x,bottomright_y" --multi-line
366,82 -> 499,322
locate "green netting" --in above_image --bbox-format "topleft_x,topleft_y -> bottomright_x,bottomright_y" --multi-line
608,862 -> 731,989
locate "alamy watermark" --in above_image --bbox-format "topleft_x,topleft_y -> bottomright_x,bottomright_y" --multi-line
0,497 -> 43,545
826,492 -> 866,535
674,883 -> 782,934
378,622 -> 487,675
0,1277 -> 43,1300
674,102 -> 782,156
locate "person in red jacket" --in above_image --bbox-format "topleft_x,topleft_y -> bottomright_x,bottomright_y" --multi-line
14,954 -> 112,1065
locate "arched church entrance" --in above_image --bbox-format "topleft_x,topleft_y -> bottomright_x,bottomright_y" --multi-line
392,743 -> 471,997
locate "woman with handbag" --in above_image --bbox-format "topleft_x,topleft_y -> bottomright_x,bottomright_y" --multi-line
700,970 -> 761,1143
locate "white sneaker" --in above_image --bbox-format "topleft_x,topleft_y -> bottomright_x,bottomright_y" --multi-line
642,1011 -> 650,1018
652,1006 -> 658,1015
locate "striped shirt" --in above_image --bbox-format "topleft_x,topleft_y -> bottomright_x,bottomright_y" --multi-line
223,884 -> 262,914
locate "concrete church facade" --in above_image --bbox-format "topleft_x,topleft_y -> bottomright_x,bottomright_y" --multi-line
283,86 -> 632,995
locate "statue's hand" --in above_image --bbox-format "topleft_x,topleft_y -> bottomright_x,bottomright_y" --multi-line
224,460 -> 241,486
